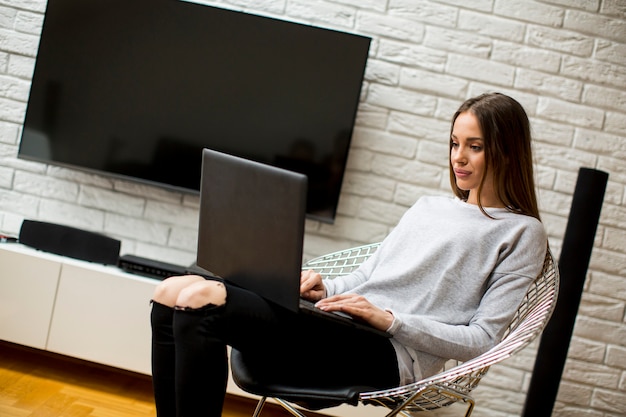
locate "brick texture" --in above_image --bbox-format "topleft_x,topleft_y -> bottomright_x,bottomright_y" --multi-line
0,0 -> 625,416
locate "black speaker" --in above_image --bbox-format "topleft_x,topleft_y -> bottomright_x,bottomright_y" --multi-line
19,220 -> 121,265
522,167 -> 609,416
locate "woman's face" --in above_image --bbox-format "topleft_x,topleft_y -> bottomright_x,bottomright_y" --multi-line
450,111 -> 500,207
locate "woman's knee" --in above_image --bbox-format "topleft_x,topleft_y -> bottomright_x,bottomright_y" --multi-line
152,275 -> 206,307
176,280 -> 227,310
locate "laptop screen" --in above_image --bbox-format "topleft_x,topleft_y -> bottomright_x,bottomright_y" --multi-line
196,149 -> 308,312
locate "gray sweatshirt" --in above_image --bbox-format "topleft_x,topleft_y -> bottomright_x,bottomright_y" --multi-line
323,196 -> 547,384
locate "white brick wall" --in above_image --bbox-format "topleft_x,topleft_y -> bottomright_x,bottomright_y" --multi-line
0,0 -> 624,416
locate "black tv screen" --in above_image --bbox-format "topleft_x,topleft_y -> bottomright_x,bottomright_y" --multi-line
19,0 -> 371,223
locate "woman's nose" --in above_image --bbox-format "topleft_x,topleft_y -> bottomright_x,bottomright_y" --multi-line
451,147 -> 467,165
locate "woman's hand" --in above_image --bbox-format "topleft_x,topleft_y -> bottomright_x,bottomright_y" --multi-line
315,294 -> 394,332
300,269 -> 326,301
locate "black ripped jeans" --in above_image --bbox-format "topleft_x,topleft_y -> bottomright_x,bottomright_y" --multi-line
150,279 -> 399,417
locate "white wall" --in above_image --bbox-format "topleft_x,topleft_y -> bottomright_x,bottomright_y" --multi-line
0,0 -> 624,416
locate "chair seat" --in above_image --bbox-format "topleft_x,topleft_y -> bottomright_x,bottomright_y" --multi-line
230,349 -> 376,410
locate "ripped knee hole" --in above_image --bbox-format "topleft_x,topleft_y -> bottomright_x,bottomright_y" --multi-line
175,280 -> 227,310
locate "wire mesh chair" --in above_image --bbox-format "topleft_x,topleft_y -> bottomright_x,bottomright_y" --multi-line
231,242 -> 559,417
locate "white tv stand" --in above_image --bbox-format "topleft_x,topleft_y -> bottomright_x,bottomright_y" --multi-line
0,243 -> 380,417
0,243 -> 156,373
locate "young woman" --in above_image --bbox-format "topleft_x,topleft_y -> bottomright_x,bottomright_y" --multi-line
150,92 -> 547,417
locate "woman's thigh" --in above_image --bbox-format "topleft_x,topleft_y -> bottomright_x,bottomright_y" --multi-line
220,282 -> 399,390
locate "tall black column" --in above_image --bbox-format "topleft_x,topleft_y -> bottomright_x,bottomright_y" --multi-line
522,167 -> 609,416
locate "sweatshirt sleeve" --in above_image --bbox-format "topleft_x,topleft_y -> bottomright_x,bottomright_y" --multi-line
323,206 -> 411,296
387,268 -> 537,361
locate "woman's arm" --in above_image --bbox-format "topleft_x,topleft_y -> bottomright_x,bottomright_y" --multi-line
390,271 -> 535,361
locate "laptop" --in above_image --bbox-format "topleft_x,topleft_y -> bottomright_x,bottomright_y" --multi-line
196,148 -> 390,337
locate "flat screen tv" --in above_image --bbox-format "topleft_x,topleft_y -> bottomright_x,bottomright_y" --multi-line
19,0 -> 371,223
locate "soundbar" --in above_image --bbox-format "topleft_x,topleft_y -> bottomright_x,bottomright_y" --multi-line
19,220 -> 120,265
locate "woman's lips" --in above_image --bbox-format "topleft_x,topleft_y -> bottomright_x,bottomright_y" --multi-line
454,168 -> 471,178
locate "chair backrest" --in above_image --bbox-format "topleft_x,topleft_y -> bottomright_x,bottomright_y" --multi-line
302,242 -> 381,276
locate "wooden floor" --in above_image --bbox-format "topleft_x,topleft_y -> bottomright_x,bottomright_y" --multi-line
0,341 -> 294,417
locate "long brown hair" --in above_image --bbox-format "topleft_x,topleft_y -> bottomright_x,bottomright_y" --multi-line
449,93 -> 541,221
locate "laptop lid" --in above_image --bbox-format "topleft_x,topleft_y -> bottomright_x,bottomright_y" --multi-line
196,148 -> 308,312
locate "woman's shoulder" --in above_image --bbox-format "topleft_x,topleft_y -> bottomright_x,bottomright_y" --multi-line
413,194 -> 456,206
496,212 -> 547,261
502,209 -> 545,231
405,195 -> 458,216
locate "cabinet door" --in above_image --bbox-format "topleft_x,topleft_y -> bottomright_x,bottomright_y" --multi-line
47,262 -> 157,374
0,247 -> 61,349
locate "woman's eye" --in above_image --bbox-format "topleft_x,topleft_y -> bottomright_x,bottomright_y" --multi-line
471,145 -> 482,151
